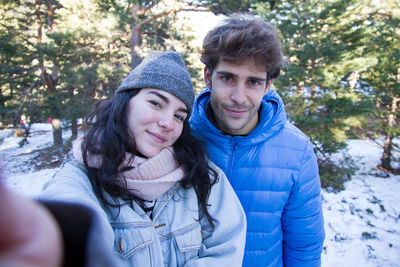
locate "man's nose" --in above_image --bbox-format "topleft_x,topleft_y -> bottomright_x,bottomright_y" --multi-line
230,84 -> 246,104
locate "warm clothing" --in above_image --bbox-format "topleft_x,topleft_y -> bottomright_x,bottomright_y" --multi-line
40,200 -> 120,267
39,159 -> 246,266
116,50 -> 194,112
190,88 -> 325,267
72,139 -> 185,201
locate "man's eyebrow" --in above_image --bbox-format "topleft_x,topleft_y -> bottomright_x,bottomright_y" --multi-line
215,71 -> 266,82
215,71 -> 238,77
148,90 -> 188,114
249,76 -> 267,82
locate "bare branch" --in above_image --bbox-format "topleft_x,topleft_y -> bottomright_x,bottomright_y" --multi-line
135,7 -> 182,31
143,0 -> 162,13
13,80 -> 41,126
180,7 -> 210,12
135,2 -> 206,30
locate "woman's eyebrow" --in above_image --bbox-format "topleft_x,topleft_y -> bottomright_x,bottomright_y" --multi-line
147,90 -> 188,114
178,108 -> 189,114
148,90 -> 169,103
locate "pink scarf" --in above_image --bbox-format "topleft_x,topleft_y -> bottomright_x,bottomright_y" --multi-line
72,138 -> 185,201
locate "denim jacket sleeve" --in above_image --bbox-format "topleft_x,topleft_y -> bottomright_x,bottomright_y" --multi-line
184,162 -> 247,267
38,161 -> 118,266
39,161 -> 110,222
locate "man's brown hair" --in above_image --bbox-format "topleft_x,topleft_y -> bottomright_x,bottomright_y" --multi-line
201,13 -> 284,81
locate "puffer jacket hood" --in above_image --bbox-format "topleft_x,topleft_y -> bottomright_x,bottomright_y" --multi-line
191,88 -> 287,146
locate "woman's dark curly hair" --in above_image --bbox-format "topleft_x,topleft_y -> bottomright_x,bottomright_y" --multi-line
81,90 -> 218,228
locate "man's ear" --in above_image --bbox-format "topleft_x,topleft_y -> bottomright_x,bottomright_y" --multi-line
204,66 -> 212,89
265,78 -> 274,94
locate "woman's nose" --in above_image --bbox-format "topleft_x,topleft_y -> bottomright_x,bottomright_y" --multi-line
158,114 -> 175,131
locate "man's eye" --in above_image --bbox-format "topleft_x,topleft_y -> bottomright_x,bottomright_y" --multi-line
221,75 -> 232,81
249,80 -> 261,86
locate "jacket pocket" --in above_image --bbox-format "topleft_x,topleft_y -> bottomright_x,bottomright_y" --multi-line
113,226 -> 154,259
174,222 -> 202,263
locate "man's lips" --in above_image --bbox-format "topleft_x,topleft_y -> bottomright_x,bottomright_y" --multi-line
148,131 -> 167,143
224,107 -> 248,117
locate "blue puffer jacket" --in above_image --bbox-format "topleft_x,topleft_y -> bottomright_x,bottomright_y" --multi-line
190,88 -> 325,267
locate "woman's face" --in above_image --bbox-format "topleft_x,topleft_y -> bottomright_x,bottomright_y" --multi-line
127,88 -> 188,158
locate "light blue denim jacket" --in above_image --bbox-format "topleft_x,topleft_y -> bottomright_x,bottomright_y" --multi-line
39,160 -> 246,266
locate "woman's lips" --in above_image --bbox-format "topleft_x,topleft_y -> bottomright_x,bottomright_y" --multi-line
148,131 -> 167,143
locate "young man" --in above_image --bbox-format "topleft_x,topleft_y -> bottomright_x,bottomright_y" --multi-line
190,14 -> 325,266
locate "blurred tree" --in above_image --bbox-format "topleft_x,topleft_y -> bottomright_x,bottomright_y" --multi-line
361,0 -> 400,174
94,0 -> 247,68
0,1 -> 39,127
4,0 -> 396,180
44,0 -> 130,142
95,0 -> 202,68
1,0 -> 223,145
0,0 -> 130,146
34,0 -> 64,145
253,0 -> 376,189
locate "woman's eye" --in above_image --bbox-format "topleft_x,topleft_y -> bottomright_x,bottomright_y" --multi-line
149,101 -> 161,108
175,114 -> 185,122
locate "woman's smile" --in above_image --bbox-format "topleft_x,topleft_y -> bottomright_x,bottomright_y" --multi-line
147,130 -> 167,143
127,88 -> 187,158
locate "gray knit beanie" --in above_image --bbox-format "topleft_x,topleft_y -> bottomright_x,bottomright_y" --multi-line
116,50 -> 195,114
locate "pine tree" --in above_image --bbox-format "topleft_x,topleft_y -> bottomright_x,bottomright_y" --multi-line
254,0 -> 376,189
361,0 -> 400,173
0,1 -> 40,127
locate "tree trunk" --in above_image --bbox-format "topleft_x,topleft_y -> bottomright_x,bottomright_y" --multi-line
130,4 -> 144,69
128,3 -> 186,69
12,80 -> 40,127
71,117 -> 77,140
35,0 -> 57,94
45,0 -> 55,30
379,96 -> 398,172
36,0 -> 62,146
130,26 -> 143,69
380,135 -> 393,170
52,118 -> 62,146
311,84 -> 316,99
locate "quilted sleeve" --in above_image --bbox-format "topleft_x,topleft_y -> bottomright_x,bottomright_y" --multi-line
281,141 -> 325,267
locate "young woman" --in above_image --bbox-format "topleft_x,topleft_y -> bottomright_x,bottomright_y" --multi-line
39,50 -> 246,266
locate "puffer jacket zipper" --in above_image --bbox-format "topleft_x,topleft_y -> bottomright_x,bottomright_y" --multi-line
227,137 -> 238,179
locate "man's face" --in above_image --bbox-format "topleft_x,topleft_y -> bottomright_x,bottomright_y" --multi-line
205,59 -> 272,135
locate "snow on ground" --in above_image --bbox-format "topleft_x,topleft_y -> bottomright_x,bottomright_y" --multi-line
0,124 -> 399,266
321,139 -> 400,267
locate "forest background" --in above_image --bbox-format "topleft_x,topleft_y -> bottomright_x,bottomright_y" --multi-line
0,0 -> 399,191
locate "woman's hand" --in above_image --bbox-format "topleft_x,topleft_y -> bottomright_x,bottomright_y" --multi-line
0,178 -> 63,267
